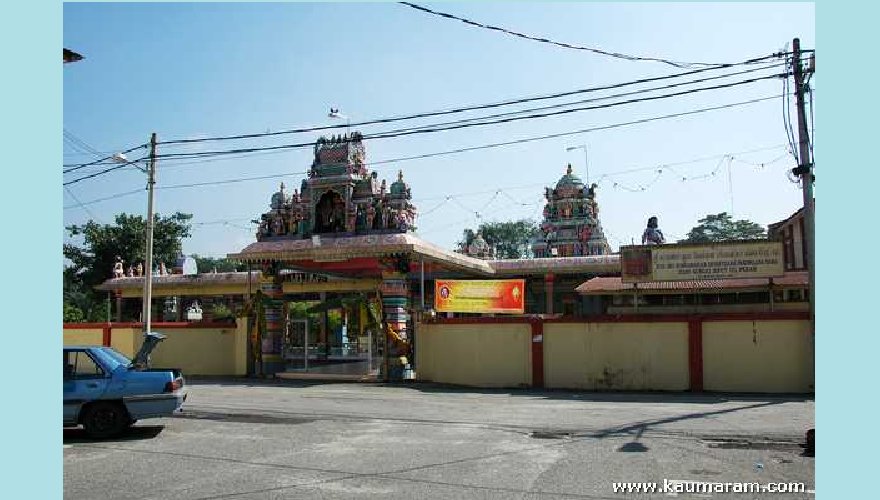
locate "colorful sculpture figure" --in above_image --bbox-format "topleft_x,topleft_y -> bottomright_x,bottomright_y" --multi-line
642,216 -> 665,245
113,256 -> 124,279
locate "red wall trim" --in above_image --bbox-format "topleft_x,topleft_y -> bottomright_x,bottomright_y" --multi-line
429,311 -> 808,325
688,319 -> 703,392
530,320 -> 544,388
102,325 -> 112,347
64,321 -> 237,329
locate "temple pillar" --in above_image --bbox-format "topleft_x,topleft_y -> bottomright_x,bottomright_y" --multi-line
544,273 -> 555,315
114,290 -> 123,323
380,272 -> 409,381
259,276 -> 286,375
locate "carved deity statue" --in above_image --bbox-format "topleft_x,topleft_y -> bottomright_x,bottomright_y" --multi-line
641,216 -> 665,245
136,263 -> 144,277
272,214 -> 285,236
113,257 -> 124,279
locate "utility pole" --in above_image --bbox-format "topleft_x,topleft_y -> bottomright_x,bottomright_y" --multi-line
791,38 -> 815,387
142,133 -> 158,335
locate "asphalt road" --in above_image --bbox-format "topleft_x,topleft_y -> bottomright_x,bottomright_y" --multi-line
64,380 -> 814,499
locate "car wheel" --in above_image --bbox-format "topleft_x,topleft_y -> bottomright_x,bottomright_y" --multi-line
82,402 -> 128,439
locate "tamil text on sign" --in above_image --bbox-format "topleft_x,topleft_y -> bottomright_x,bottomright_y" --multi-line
621,241 -> 784,282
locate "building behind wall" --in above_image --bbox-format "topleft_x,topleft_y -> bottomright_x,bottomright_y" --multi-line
768,206 -> 807,271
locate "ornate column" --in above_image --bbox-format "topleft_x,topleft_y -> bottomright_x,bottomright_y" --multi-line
259,274 -> 286,375
544,273 -> 555,315
380,270 -> 409,381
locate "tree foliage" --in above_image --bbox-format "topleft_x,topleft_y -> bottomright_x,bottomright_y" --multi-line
680,212 -> 766,243
193,255 -> 243,273
458,219 -> 540,259
63,212 -> 193,322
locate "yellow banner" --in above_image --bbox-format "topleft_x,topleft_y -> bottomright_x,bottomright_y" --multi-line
435,279 -> 525,314
622,241 -> 785,282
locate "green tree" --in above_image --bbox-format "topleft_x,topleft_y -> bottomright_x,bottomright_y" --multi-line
63,212 -> 193,322
193,255 -> 243,273
458,219 -> 540,259
680,212 -> 766,243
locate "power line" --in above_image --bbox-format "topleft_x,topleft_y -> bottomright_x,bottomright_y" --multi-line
157,171 -> 309,191
63,188 -> 144,210
63,157 -> 148,186
370,94 -> 783,167
62,97 -> 785,208
63,144 -> 148,174
400,2 -> 719,68
63,185 -> 101,221
370,62 -> 783,135
156,54 -> 787,147
156,75 -> 786,163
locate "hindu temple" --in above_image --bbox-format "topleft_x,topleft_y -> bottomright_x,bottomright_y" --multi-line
532,164 -> 611,258
255,132 -> 417,239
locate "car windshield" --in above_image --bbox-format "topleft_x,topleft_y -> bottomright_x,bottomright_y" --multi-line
94,347 -> 133,369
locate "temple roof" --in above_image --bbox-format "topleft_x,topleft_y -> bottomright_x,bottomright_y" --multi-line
555,164 -> 585,190
576,271 -> 808,295
229,233 -> 495,275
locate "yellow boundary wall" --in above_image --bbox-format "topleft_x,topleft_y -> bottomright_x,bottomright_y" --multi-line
543,323 -> 690,391
416,322 -> 531,388
63,319 -> 249,376
702,319 -> 811,393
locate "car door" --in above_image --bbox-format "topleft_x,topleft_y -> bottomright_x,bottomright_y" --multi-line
63,349 -> 110,424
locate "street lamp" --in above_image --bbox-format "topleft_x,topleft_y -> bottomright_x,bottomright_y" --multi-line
565,145 -> 589,185
112,134 -> 158,334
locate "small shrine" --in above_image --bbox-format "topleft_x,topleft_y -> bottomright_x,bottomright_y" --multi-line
532,164 -> 611,258
457,231 -> 496,259
254,133 -> 417,240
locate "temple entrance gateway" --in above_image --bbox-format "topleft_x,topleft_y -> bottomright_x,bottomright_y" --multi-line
281,296 -> 381,377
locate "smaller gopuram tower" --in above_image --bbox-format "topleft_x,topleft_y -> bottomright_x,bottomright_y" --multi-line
532,164 -> 611,258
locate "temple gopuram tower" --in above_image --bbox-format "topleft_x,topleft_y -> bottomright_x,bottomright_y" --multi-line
532,164 -> 611,258
255,133 -> 417,239
249,132 -> 418,376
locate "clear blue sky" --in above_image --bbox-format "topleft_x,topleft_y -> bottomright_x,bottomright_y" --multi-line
63,2 -> 815,258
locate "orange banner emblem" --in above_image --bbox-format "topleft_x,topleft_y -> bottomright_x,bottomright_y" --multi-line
434,279 -> 525,314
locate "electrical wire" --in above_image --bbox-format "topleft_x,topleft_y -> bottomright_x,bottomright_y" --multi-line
63,188 -> 144,210
63,157 -> 150,186
401,2 -> 723,68
157,54 -> 788,147
63,144 -> 148,173
157,171 -> 310,191
360,62 -> 783,136
63,101 -> 787,209
157,76 -> 786,162
63,185 -> 101,221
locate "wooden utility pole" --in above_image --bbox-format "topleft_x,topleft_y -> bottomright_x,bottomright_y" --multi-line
791,38 -> 815,387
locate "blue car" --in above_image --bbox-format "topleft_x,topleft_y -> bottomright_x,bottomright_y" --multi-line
64,332 -> 186,438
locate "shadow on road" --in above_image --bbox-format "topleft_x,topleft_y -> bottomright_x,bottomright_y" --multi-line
185,376 -> 814,405
64,425 -> 165,444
